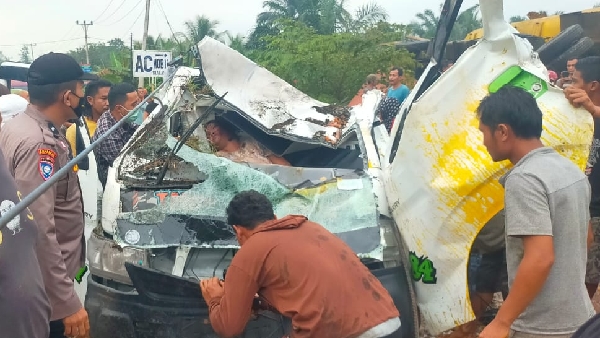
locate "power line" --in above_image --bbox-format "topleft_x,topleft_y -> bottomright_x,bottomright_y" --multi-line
58,25 -> 76,41
96,0 -> 129,24
0,37 -> 83,47
122,10 -> 145,41
100,0 -> 143,26
94,0 -> 116,22
156,0 -> 181,44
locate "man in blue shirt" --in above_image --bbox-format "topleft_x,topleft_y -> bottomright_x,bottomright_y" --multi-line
378,67 -> 410,132
386,67 -> 410,103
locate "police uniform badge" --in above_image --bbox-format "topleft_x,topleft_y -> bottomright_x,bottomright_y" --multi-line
38,148 -> 57,181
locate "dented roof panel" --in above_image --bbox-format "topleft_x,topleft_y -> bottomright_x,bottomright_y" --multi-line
196,37 -> 354,147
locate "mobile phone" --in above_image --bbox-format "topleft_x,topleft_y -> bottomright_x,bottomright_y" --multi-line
561,71 -> 569,78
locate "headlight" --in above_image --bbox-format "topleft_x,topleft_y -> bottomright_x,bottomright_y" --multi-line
87,232 -> 148,285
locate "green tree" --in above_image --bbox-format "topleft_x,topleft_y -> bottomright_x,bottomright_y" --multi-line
67,39 -> 130,68
449,4 -> 482,40
19,45 -> 31,63
408,8 -> 439,39
249,0 -> 386,50
249,20 -> 415,103
345,2 -> 389,33
257,0 -> 321,31
227,33 -> 247,54
96,51 -> 133,84
409,3 -> 482,41
0,51 -> 7,62
246,21 -> 280,50
509,15 -> 528,23
182,15 -> 225,45
256,0 -> 355,35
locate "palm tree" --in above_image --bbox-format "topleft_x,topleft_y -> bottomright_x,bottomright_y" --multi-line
256,0 -> 354,34
409,3 -> 482,41
450,4 -> 482,40
344,2 -> 388,33
246,21 -> 280,50
257,0 -> 319,29
227,33 -> 247,54
408,9 -> 439,39
183,15 -> 226,45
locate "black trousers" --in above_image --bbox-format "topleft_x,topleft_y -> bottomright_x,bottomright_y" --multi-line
49,320 -> 66,338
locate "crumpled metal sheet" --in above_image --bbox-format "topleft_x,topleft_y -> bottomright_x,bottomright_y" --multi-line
196,37 -> 355,147
382,0 -> 594,333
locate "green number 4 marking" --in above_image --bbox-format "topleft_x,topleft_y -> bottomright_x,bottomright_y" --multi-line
409,251 -> 438,284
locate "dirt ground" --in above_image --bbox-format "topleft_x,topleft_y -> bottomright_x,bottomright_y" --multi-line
420,287 -> 600,338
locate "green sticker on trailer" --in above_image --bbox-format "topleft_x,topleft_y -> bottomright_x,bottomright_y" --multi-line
409,251 -> 438,284
489,65 -> 548,99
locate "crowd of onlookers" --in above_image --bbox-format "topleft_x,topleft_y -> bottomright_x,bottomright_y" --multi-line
349,67 -> 411,132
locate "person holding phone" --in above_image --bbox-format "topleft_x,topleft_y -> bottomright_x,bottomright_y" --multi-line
557,59 -> 578,88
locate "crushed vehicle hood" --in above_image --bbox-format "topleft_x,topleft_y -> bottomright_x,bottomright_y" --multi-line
195,37 -> 354,147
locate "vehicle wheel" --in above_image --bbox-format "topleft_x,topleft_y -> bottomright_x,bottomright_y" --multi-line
391,224 -> 420,338
536,24 -> 584,65
516,34 -> 545,50
547,37 -> 595,71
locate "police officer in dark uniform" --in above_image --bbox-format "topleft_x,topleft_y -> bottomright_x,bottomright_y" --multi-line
0,53 -> 98,338
0,119 -> 51,338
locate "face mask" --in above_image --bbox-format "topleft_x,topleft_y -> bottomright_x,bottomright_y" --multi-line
70,93 -> 86,118
119,106 -> 142,124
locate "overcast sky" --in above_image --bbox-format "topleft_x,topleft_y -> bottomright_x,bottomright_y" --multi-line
0,0 -> 596,61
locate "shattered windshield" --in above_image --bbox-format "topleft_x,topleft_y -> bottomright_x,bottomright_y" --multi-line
112,70 -> 382,256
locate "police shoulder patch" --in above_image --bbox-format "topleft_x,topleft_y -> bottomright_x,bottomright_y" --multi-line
38,158 -> 54,181
37,148 -> 57,159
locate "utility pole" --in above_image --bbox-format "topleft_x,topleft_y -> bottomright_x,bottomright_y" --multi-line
29,43 -> 36,60
139,0 -> 151,88
131,33 -> 134,82
76,20 -> 93,65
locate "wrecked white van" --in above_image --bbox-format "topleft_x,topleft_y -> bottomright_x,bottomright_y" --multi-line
84,39 -> 417,338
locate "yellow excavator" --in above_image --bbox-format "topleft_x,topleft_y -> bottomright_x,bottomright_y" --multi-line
466,7 -> 600,42
465,7 -> 600,71
396,7 -> 600,77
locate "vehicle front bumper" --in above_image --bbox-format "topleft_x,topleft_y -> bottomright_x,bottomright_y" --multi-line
85,274 -> 289,338
85,263 -> 415,338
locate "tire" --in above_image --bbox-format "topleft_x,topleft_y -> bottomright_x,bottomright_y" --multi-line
536,24 -> 584,65
547,37 -> 595,71
516,34 -> 545,50
391,224 -> 420,338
